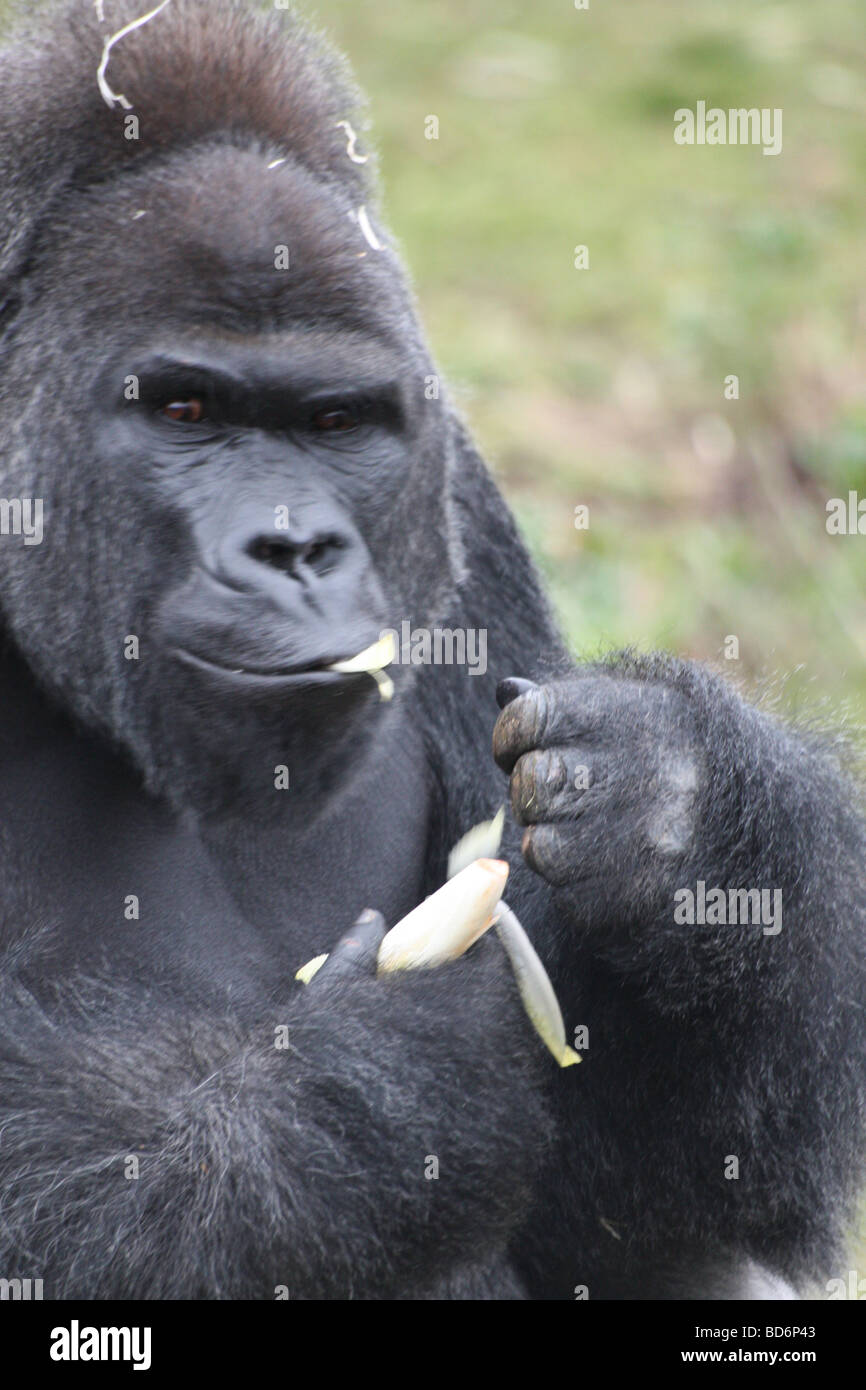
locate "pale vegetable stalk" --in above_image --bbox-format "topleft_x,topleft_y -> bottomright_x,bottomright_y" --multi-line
296,857 -> 508,982
494,903 -> 581,1069
377,858 -> 508,971
294,813 -> 581,1072
327,633 -> 396,701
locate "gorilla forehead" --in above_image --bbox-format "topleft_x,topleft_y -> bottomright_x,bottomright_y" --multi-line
37,145 -> 407,344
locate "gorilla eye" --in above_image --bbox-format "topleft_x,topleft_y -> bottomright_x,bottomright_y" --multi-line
161,399 -> 206,424
310,405 -> 361,433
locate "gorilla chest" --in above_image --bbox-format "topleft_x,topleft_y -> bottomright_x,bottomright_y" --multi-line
0,702 -> 431,1003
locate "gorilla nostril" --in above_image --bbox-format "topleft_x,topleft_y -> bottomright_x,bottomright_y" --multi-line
306,535 -> 348,577
246,533 -> 347,579
247,536 -> 295,574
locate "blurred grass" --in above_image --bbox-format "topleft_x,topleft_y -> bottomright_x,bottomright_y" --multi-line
309,0 -> 866,729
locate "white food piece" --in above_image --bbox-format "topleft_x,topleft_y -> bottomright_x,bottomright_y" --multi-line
447,805 -> 505,880
495,903 -> 581,1069
295,857 -> 507,985
377,858 -> 508,972
328,633 -> 396,701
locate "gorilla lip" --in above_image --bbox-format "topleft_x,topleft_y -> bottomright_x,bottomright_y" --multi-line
173,649 -> 364,684
172,632 -> 396,698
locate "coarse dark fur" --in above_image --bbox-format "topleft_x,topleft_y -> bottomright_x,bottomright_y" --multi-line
0,0 -> 863,1300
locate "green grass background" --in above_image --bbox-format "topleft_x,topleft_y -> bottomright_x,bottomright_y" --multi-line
310,0 -> 866,726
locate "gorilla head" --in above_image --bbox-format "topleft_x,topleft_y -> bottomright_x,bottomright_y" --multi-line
0,0 -> 467,810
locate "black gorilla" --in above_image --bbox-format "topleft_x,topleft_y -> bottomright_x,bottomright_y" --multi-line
0,0 -> 863,1301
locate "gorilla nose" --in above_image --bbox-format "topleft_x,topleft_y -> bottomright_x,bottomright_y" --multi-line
244,530 -> 349,581
207,515 -> 374,616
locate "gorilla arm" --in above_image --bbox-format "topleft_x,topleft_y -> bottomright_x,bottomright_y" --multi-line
494,654 -> 866,1286
0,937 -> 550,1300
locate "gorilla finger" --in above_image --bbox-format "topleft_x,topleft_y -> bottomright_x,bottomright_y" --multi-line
492,685 -> 553,774
494,675 -> 662,772
510,748 -> 571,824
312,910 -> 387,985
520,823 -> 576,888
496,676 -> 539,710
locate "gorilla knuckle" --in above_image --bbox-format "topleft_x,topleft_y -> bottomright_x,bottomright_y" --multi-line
493,686 -> 551,770
644,752 -> 703,855
521,823 -> 572,886
510,747 -> 570,823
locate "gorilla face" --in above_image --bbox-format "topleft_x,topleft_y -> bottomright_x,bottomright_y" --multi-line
0,145 -> 465,807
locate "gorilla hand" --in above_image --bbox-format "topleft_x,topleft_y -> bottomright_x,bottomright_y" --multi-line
290,908 -> 554,1296
493,672 -> 704,928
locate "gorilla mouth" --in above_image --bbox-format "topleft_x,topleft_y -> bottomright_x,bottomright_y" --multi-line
173,648 -> 362,683
173,633 -> 396,698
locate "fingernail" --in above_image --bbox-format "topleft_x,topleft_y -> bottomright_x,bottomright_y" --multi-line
496,676 -> 538,709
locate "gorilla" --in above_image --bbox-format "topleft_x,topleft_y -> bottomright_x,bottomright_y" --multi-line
0,0 -> 863,1302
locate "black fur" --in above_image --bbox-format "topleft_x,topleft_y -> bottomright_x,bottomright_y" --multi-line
0,0 -> 863,1300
